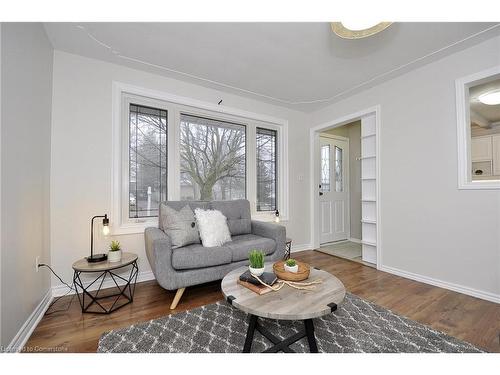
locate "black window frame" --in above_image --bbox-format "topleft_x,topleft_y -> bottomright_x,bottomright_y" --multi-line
256,127 -> 278,212
128,103 -> 168,219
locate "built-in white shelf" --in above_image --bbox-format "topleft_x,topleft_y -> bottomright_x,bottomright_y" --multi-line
361,113 -> 377,265
361,157 -> 376,179
362,200 -> 376,222
362,179 -> 376,200
361,133 -> 376,139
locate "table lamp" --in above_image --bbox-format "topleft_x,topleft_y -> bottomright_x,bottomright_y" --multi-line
87,214 -> 110,263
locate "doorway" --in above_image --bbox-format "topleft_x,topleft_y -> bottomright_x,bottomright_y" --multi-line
310,106 -> 380,268
319,134 -> 350,244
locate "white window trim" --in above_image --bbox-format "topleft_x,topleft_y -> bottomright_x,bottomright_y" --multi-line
111,82 -> 289,235
456,65 -> 500,190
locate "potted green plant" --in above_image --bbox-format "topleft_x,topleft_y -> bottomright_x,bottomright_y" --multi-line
284,258 -> 298,273
248,249 -> 265,276
108,240 -> 122,263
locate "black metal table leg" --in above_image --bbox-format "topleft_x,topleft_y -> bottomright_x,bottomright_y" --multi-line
242,314 -> 319,353
243,314 -> 258,353
73,260 -> 138,314
304,319 -> 318,353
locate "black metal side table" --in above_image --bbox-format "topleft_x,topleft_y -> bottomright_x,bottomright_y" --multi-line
72,252 -> 138,314
284,238 -> 292,260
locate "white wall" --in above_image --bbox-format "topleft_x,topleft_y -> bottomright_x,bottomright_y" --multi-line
1,23 -> 53,347
311,35 -> 500,300
50,51 -> 310,289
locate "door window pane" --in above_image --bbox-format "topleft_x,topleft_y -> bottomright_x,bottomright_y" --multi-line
256,128 -> 277,211
129,104 -> 167,218
335,146 -> 343,192
180,114 -> 246,200
320,144 -> 330,192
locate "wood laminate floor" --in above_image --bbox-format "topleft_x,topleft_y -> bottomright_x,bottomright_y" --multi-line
24,250 -> 500,353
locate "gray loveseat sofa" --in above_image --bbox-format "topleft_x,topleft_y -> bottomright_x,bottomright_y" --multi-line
144,199 -> 286,309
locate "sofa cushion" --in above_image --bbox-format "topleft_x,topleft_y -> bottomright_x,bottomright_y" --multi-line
159,201 -> 210,231
194,208 -> 232,247
171,244 -> 232,270
160,204 -> 200,249
210,199 -> 251,236
226,234 -> 276,262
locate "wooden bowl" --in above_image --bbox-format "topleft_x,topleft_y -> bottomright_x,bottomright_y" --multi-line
273,260 -> 310,282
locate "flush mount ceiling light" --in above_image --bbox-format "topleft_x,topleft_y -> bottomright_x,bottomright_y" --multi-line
331,22 -> 393,39
478,90 -> 500,105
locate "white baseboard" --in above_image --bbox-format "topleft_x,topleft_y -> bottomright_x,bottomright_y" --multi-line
349,237 -> 362,244
291,243 -> 313,253
379,265 -> 500,304
52,270 -> 156,297
6,290 -> 53,353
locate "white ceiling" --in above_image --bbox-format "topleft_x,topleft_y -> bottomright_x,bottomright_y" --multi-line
44,22 -> 500,112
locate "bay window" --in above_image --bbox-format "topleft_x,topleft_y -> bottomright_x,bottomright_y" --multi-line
112,83 -> 288,234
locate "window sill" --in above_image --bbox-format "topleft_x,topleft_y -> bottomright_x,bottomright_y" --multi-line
251,214 -> 288,223
111,219 -> 158,236
458,180 -> 500,190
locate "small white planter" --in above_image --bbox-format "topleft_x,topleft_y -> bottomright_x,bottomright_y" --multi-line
249,266 -> 265,277
108,250 -> 122,263
284,264 -> 298,273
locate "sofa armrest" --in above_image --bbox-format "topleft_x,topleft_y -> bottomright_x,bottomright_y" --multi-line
251,220 -> 286,260
144,227 -> 176,289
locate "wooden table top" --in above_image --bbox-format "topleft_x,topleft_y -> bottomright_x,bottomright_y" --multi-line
221,263 -> 346,320
72,252 -> 138,272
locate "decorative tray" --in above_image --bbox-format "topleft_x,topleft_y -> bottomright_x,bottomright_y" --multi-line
273,260 -> 310,282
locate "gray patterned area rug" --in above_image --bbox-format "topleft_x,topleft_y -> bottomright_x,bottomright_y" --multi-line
98,293 -> 483,353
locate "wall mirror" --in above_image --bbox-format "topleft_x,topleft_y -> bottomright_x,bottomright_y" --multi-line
456,67 -> 500,189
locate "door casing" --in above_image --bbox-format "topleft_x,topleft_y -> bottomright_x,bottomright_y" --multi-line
309,105 -> 381,269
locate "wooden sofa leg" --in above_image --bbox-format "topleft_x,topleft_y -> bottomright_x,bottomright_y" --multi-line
170,288 -> 186,309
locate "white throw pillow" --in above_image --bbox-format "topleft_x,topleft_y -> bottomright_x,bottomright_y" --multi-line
194,208 -> 232,247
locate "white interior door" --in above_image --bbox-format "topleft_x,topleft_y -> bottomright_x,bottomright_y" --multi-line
319,136 -> 349,244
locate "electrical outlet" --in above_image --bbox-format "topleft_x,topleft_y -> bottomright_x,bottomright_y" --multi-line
35,256 -> 40,272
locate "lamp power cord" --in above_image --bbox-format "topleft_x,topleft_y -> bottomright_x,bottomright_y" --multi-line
38,263 -> 76,315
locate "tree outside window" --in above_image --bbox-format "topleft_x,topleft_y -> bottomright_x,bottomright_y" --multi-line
180,114 -> 246,201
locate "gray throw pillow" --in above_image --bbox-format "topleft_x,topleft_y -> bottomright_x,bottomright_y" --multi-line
160,204 -> 200,249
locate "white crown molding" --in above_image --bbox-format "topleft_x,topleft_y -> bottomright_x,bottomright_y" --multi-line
76,24 -> 500,106
5,290 -> 53,353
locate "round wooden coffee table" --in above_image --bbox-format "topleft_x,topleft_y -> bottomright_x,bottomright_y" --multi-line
221,263 -> 346,353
